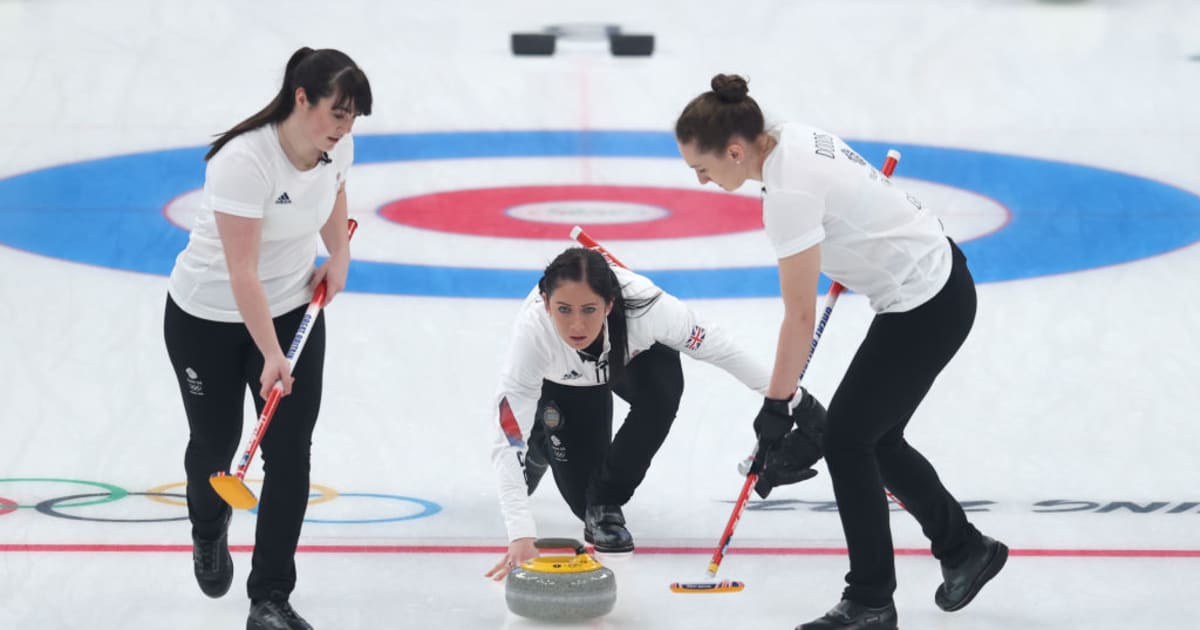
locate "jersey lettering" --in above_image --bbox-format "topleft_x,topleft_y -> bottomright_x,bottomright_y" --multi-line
813,133 -> 836,160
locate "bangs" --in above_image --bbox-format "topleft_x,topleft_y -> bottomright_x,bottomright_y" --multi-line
330,67 -> 373,116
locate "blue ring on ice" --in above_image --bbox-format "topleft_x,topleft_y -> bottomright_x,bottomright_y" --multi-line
1,130 -> 1198,298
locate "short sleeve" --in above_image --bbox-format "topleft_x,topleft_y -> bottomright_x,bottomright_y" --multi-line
203,149 -> 271,218
762,188 -> 825,259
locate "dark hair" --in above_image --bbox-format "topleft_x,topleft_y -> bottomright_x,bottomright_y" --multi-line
205,47 -> 373,161
538,248 -> 660,386
674,73 -> 765,154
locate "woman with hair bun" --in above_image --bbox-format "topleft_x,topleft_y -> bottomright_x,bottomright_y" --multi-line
164,47 -> 372,630
484,247 -> 826,579
674,74 -> 1006,630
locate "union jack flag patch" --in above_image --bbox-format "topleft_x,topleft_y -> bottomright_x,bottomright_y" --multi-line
686,325 -> 706,351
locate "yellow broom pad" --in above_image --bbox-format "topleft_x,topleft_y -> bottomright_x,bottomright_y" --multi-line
209,472 -> 259,509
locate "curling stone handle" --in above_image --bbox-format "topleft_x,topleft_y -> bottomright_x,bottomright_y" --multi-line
534,538 -> 587,555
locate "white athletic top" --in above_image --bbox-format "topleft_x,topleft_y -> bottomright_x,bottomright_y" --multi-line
168,125 -> 354,322
761,123 -> 950,313
491,266 -> 770,542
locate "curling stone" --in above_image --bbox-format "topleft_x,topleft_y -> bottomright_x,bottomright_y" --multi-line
505,537 -> 617,621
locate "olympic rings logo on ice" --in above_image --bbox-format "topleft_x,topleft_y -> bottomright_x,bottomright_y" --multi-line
0,478 -> 441,524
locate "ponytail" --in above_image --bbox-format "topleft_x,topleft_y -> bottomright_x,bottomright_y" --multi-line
205,47 -> 373,161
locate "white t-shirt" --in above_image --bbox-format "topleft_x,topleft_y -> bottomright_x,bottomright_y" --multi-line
761,123 -> 950,313
490,266 -> 770,542
168,125 -> 354,322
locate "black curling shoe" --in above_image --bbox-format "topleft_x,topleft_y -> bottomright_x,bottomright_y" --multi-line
247,599 -> 313,630
191,511 -> 232,598
796,599 -> 899,630
583,504 -> 635,553
935,535 -> 1008,611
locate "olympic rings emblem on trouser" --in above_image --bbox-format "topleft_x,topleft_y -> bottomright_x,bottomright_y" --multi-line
0,478 -> 441,524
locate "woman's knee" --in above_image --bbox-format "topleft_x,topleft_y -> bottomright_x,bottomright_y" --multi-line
641,391 -> 682,419
623,345 -> 683,399
259,435 -> 314,472
822,415 -> 876,456
186,428 -> 241,462
875,434 -> 909,458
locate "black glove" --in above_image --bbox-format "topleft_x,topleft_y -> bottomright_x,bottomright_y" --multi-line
754,428 -> 824,498
753,395 -> 794,455
751,388 -> 827,498
755,463 -> 818,498
791,387 -> 828,444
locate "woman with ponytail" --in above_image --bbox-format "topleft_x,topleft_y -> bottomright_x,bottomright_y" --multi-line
163,47 -> 371,630
484,247 -> 820,579
674,74 -> 1006,630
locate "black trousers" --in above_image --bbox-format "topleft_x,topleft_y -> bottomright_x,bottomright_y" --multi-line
823,239 -> 983,606
163,296 -> 325,602
531,343 -> 684,521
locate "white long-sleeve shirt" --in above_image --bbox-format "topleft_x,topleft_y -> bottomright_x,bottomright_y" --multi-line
490,266 -> 769,542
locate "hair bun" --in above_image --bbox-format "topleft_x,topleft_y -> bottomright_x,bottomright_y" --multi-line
710,74 -> 749,103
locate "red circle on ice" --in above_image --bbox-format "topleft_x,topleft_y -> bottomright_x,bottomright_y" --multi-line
377,185 -> 761,239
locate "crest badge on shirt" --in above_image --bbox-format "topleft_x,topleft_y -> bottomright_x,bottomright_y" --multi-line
541,400 -> 563,430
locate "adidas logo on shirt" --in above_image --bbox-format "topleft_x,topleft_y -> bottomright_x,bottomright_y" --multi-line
275,192 -> 292,205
